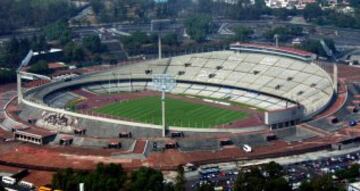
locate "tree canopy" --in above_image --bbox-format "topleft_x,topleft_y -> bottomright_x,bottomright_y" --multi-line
184,14 -> 214,42
127,167 -> 165,191
233,26 -> 254,42
0,0 -> 76,35
43,21 -> 72,45
28,60 -> 53,75
82,35 -> 104,54
234,162 -> 291,191
52,163 -> 126,191
299,175 -> 344,191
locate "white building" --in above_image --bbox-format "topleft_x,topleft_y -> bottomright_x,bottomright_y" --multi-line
264,0 -> 315,9
212,0 -> 255,5
348,182 -> 360,191
265,0 -> 297,8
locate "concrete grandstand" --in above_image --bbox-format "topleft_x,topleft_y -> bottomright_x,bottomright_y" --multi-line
3,43 -> 360,173
20,44 -> 334,132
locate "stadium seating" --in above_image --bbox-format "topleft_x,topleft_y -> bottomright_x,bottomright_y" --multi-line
26,51 -> 334,117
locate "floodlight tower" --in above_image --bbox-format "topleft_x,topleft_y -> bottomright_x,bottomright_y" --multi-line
152,74 -> 176,137
274,34 -> 279,48
151,9 -> 172,60
158,34 -> 162,60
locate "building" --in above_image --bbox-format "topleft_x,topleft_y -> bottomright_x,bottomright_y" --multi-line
348,182 -> 360,191
264,0 -> 315,9
14,128 -> 57,145
212,0 -> 255,5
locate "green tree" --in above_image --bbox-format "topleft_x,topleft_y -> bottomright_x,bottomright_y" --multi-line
163,32 -> 180,46
43,21 -> 71,45
234,162 -> 291,191
303,3 -> 322,21
263,161 -> 283,178
82,35 -> 103,53
31,35 -> 49,52
52,163 -> 126,191
121,31 -> 151,49
298,38 -> 336,58
264,177 -> 292,191
299,175 -> 344,191
263,25 -> 303,43
234,167 -> 265,191
335,164 -> 360,181
174,165 -> 186,191
233,26 -> 254,42
184,14 -> 213,42
63,42 -> 85,62
0,0 -> 75,35
0,37 -> 31,69
127,167 -> 165,191
196,183 -> 214,191
0,69 -> 16,85
28,60 -> 52,75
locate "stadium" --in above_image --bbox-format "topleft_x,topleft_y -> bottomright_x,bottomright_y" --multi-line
2,42 -> 360,171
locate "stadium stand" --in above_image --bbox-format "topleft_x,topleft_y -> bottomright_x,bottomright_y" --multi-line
22,47 -> 334,130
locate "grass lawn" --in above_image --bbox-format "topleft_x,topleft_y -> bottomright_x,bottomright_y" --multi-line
94,96 -> 248,128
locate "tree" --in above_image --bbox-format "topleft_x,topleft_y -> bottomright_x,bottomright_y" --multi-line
234,167 -> 265,191
303,3 -> 322,21
31,35 -> 49,52
90,0 -> 105,14
272,8 -> 298,20
28,60 -> 52,75
52,163 -> 126,191
86,163 -> 126,191
196,183 -> 214,191
264,177 -> 292,191
63,42 -> 85,62
299,175 -> 344,191
174,165 -> 186,191
184,14 -> 213,42
234,162 -> 291,191
349,0 -> 360,8
43,21 -> 71,45
121,31 -> 151,49
163,32 -> 180,46
263,25 -> 303,43
335,164 -> 360,181
82,35 -> 103,53
264,27 -> 292,42
127,167 -> 164,191
299,38 -> 336,58
233,26 -> 254,42
263,161 -> 283,178
0,69 -> 16,85
0,37 -> 31,69
0,0 -> 75,35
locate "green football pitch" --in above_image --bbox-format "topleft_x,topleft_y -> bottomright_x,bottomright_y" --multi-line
94,96 -> 248,128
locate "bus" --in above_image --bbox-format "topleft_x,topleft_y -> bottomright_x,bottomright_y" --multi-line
199,165 -> 220,176
18,180 -> 34,189
1,176 -> 16,185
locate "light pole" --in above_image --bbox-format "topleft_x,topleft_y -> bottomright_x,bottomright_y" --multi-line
161,87 -> 166,136
274,34 -> 279,48
152,74 -> 176,137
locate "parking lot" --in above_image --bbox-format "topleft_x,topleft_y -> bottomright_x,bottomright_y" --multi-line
185,145 -> 360,191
